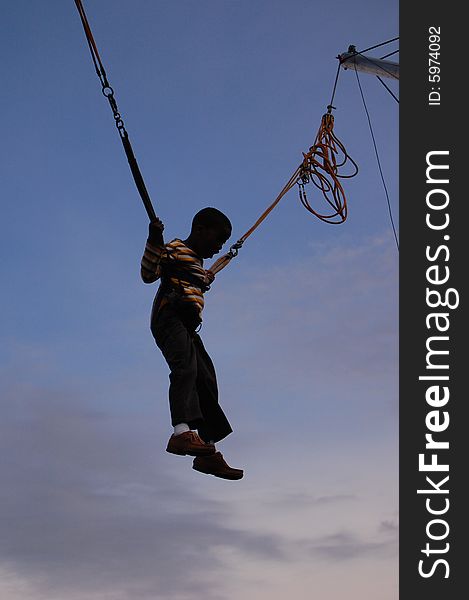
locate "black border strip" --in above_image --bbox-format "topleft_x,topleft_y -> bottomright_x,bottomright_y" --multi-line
400,3 -> 465,598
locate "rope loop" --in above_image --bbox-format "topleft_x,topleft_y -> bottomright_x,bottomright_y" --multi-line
209,111 -> 358,274
296,112 -> 358,224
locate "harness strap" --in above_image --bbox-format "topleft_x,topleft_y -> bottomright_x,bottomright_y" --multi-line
162,266 -> 210,293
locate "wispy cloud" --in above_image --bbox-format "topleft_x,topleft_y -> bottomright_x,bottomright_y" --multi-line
204,233 -> 398,436
1,233 -> 397,600
0,385 -> 291,600
379,518 -> 399,534
1,372 -> 397,600
265,491 -> 356,508
299,529 -> 398,561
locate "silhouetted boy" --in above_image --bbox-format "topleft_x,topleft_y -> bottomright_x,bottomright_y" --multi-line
141,207 -> 243,480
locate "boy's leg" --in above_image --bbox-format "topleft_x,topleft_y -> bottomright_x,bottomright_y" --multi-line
152,310 -> 215,456
190,335 -> 243,479
152,311 -> 203,426
192,334 -> 233,444
188,335 -> 244,480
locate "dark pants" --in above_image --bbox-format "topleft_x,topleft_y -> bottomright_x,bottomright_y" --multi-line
151,305 -> 233,444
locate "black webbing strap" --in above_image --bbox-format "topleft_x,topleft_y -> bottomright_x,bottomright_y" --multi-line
121,134 -> 156,221
74,0 -> 157,222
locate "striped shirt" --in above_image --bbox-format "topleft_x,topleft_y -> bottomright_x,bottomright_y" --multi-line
141,238 -> 210,318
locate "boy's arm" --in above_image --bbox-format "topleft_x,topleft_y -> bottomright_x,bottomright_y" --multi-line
141,218 -> 165,284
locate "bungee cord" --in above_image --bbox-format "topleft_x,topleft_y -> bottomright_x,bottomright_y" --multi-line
74,0 -> 358,275
74,0 -> 396,270
209,82 -> 359,274
74,0 -> 157,222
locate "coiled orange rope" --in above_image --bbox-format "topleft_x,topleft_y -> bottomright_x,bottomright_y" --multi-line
298,112 -> 358,223
209,111 -> 358,274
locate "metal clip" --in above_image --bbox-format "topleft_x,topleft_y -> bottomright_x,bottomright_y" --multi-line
228,239 -> 244,258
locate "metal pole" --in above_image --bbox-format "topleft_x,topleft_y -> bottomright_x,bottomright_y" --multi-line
339,46 -> 399,80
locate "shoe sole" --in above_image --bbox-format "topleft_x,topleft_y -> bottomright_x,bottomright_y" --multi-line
192,464 -> 244,480
166,447 -> 216,457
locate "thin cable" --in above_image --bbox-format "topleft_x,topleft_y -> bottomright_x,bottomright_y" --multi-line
380,49 -> 399,60
354,69 -> 399,251
376,76 -> 399,103
328,62 -> 342,109
356,36 -> 399,55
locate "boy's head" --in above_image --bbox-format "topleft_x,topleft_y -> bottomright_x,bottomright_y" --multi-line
188,207 -> 232,259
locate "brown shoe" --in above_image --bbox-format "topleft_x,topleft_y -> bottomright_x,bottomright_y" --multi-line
193,452 -> 244,480
166,431 -> 216,457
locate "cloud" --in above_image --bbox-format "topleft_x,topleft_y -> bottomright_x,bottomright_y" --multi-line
207,232 -> 397,366
0,233 -> 398,600
299,529 -> 398,562
0,374 -> 397,600
202,232 -> 398,437
379,518 -> 399,534
0,384 -> 291,600
265,491 -> 356,508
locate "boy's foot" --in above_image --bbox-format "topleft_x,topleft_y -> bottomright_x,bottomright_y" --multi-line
192,452 -> 244,480
166,431 -> 216,457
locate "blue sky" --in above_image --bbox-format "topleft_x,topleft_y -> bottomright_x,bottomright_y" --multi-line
1,1 -> 398,598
